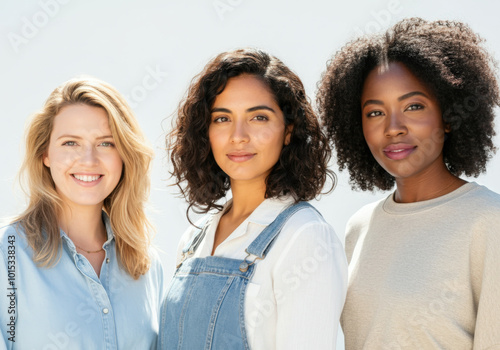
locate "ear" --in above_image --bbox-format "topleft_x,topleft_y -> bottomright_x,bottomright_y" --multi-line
444,123 -> 451,133
43,153 -> 50,167
284,124 -> 294,146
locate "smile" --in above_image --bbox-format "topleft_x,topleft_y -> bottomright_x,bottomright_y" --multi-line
383,144 -> 417,160
72,174 -> 103,182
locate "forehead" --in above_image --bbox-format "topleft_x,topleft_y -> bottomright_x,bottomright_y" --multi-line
362,62 -> 434,98
52,104 -> 110,134
213,74 -> 277,106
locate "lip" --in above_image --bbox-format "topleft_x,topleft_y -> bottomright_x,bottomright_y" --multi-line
226,151 -> 256,163
71,173 -> 103,187
383,143 -> 417,160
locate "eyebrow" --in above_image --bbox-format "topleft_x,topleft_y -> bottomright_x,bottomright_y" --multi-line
56,134 -> 114,140
398,91 -> 429,101
211,105 -> 276,113
362,91 -> 429,109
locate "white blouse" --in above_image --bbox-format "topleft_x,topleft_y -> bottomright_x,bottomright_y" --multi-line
175,197 -> 348,349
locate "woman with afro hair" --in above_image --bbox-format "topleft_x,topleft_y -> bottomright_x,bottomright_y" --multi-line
317,18 -> 500,349
158,48 -> 347,349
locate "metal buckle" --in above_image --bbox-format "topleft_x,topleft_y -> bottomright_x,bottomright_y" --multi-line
176,248 -> 194,269
239,249 -> 262,272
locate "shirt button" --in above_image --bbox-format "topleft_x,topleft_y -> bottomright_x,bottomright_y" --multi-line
103,308 -> 109,314
106,258 -> 110,263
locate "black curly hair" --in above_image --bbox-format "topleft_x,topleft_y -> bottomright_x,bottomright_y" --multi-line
317,17 -> 499,191
169,48 -> 334,216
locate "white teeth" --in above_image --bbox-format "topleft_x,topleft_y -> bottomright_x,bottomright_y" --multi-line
73,175 -> 100,182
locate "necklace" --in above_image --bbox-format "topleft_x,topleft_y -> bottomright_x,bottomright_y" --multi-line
74,244 -> 104,254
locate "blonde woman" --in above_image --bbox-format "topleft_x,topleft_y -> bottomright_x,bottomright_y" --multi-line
0,77 -> 164,349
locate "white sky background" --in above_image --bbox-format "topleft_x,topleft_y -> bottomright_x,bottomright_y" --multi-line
1,1 -> 499,348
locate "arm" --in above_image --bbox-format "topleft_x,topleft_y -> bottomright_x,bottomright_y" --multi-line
471,211 -> 500,349
273,221 -> 348,349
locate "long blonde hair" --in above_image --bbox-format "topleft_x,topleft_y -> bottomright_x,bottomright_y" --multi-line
17,77 -> 154,279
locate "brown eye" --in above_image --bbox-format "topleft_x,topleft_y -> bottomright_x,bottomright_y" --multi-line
366,110 -> 383,118
212,116 -> 229,123
406,104 -> 424,111
252,115 -> 269,121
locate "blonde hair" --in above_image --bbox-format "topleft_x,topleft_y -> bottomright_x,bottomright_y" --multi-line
17,77 -> 154,279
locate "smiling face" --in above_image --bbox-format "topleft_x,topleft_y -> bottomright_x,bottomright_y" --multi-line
208,74 -> 291,188
361,62 -> 449,183
43,104 -> 123,211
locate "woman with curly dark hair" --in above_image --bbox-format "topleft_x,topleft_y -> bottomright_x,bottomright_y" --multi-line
317,18 -> 500,349
158,48 -> 347,349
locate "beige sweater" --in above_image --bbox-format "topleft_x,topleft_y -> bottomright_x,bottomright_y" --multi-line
342,182 -> 500,350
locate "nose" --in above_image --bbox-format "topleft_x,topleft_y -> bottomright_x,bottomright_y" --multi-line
230,120 -> 250,143
78,145 -> 99,166
385,110 -> 407,137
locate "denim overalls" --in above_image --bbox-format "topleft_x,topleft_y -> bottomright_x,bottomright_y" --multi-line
158,202 -> 315,349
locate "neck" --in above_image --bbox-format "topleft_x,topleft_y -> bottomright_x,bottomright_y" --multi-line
58,203 -> 107,248
394,165 -> 466,203
227,178 -> 267,220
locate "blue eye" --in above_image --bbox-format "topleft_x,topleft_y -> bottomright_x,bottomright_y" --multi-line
62,141 -> 77,146
100,142 -> 115,147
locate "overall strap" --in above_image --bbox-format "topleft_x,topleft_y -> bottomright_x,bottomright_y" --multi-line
177,215 -> 212,268
245,201 -> 320,259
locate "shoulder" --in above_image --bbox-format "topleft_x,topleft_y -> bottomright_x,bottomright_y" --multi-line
343,196 -> 387,261
459,183 -> 500,213
175,213 -> 216,257
273,202 -> 345,260
267,202 -> 348,284
283,202 -> 330,228
148,246 -> 164,270
277,202 -> 335,239
0,222 -> 28,265
443,183 -> 500,229
0,222 -> 26,248
146,246 -> 166,289
458,184 -> 500,242
345,196 -> 386,238
180,213 -> 214,242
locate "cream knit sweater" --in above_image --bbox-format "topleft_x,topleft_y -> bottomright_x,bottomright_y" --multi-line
342,182 -> 500,350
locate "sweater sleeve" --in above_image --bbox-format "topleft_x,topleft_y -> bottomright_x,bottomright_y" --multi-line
272,221 -> 348,349
470,207 -> 500,349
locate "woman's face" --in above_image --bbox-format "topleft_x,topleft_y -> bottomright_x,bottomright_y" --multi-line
361,61 -> 448,182
208,74 -> 291,187
43,104 -> 123,211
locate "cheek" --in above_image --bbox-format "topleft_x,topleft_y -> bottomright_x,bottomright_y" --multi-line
208,127 -> 218,145
46,149 -> 77,170
362,121 -> 377,150
254,125 -> 286,150
106,153 -> 124,176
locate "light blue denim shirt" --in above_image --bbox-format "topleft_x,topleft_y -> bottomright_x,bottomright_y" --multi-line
0,214 -> 164,350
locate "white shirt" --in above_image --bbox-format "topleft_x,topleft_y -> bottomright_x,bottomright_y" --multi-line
175,197 -> 348,350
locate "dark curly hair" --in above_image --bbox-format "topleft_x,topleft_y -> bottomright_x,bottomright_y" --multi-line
169,48 -> 334,215
317,17 -> 499,191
